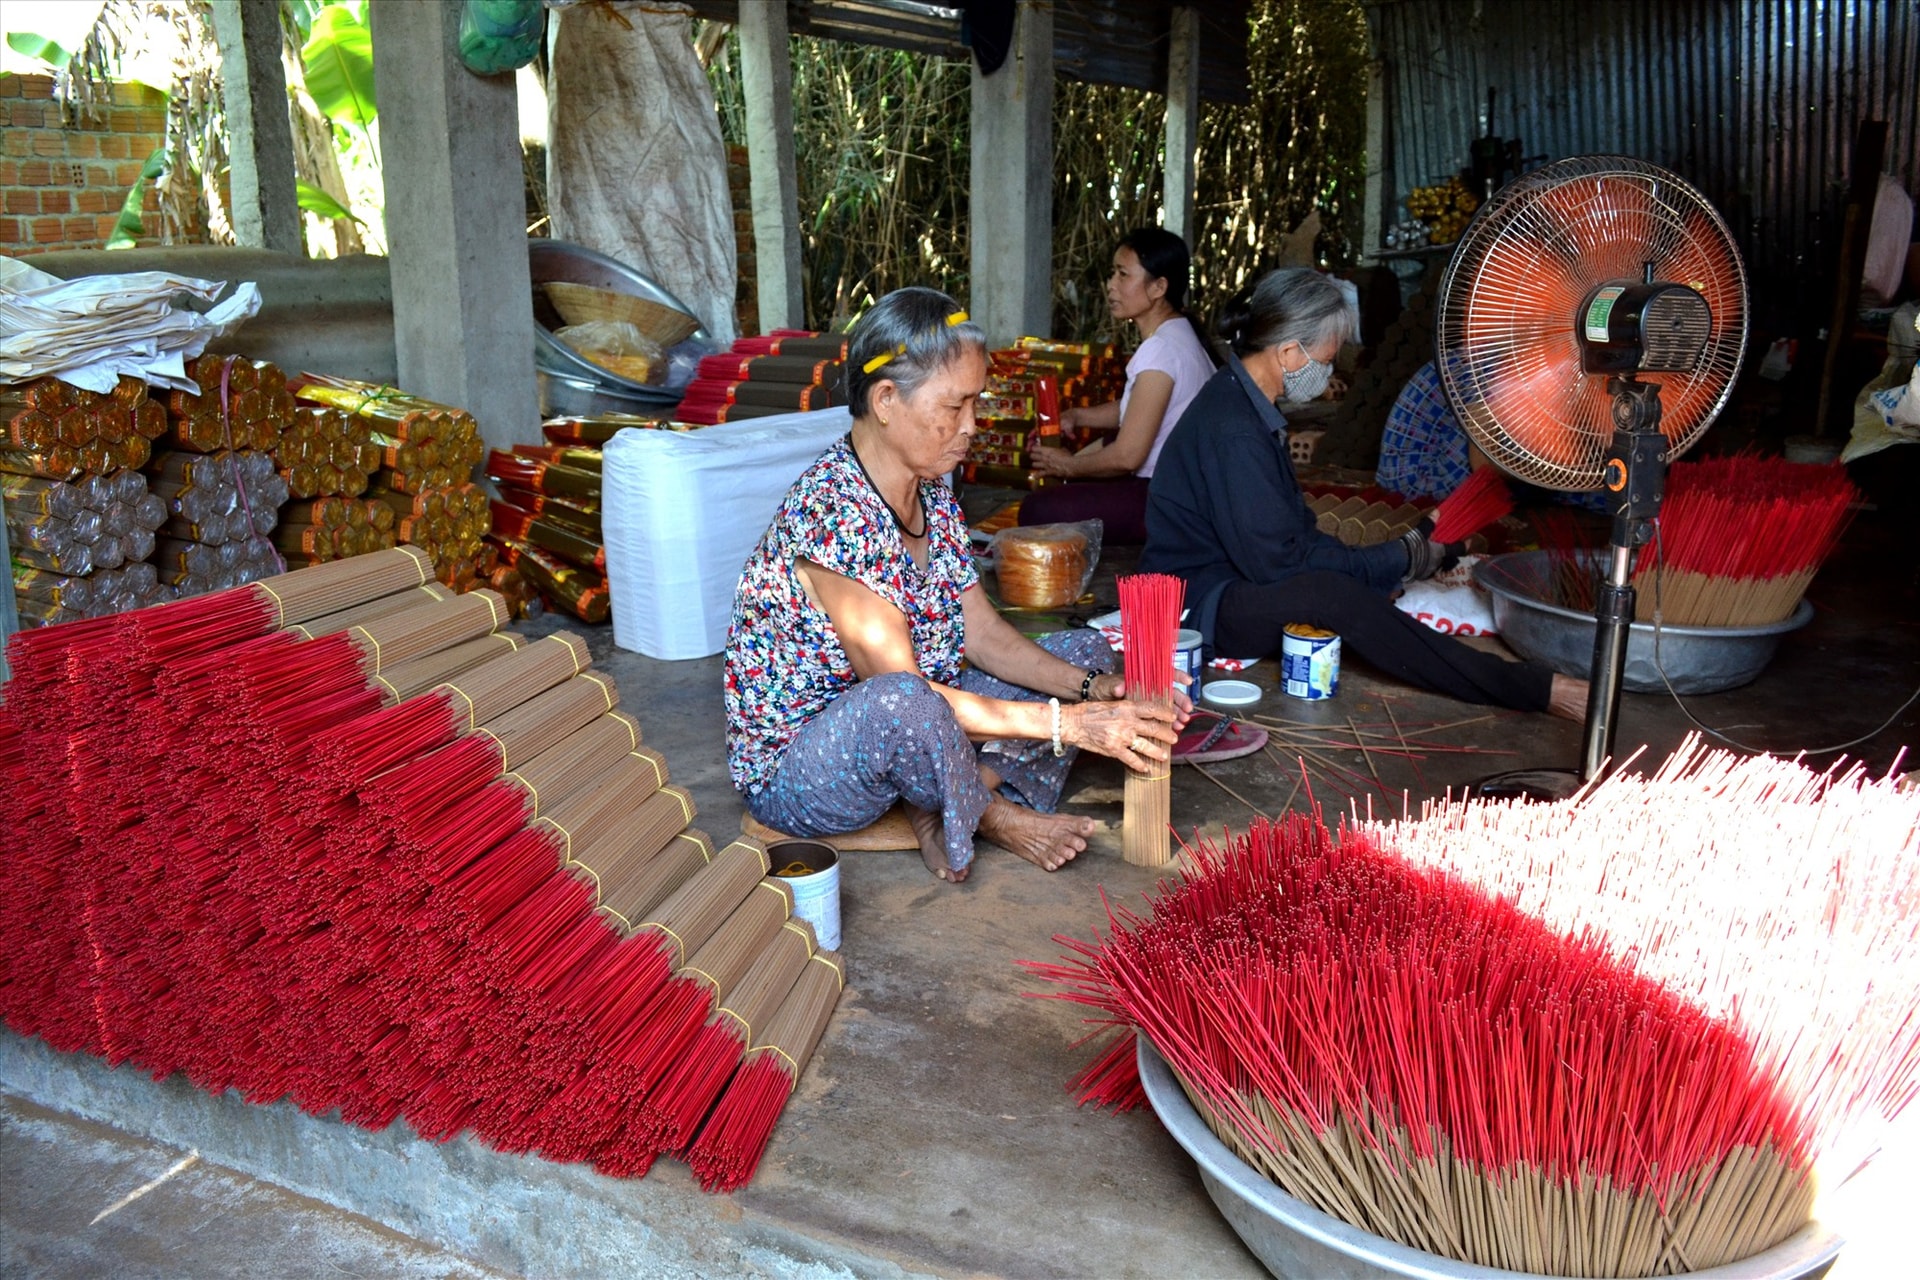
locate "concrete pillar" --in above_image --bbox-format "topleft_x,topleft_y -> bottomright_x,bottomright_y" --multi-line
1162,5 -> 1201,242
969,0 -> 1054,344
210,0 -> 303,254
0,514 -> 16,680
1362,58 -> 1388,261
370,0 -> 538,452
738,0 -> 804,333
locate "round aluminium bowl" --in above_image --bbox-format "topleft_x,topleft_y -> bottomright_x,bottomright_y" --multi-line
1470,551 -> 1814,695
1136,1036 -> 1843,1280
528,239 -> 710,405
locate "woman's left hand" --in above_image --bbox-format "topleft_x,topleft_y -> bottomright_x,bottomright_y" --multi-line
1088,668 -> 1193,727
1029,444 -> 1076,477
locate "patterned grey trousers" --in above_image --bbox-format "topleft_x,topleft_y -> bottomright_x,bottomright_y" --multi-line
743,630 -> 1115,874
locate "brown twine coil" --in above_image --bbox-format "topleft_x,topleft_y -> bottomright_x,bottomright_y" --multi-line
995,526 -> 1088,608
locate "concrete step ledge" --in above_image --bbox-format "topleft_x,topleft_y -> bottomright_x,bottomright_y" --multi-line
1,1030 -> 932,1280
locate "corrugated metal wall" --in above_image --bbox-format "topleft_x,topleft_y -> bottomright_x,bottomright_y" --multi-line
1366,0 -> 1920,318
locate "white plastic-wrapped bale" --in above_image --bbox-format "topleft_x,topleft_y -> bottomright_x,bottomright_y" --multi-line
602,407 -> 850,659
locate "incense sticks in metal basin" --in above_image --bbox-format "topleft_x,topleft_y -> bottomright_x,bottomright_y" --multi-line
1029,740 -> 1920,1275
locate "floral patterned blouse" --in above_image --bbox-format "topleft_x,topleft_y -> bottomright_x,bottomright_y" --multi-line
724,436 -> 977,795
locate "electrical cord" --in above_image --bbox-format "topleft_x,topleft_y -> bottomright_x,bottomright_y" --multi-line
1646,521 -> 1920,755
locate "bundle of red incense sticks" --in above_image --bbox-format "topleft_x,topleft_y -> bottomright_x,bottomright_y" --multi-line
1116,572 -> 1184,867
0,549 -> 844,1187
1426,464 -> 1513,544
1028,739 -> 1920,1275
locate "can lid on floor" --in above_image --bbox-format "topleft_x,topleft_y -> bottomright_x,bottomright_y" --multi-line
1201,679 -> 1262,707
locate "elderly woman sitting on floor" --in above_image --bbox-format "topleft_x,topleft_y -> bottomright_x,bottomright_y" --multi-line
724,286 -> 1186,883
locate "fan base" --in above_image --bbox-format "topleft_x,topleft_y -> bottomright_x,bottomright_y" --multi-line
1469,767 -> 1586,803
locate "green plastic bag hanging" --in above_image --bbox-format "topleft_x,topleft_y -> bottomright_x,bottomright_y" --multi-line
459,0 -> 544,75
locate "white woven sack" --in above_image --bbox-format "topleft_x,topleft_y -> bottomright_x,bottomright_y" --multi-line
602,407 -> 851,658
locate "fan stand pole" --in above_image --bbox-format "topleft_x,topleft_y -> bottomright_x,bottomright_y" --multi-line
1580,377 -> 1668,780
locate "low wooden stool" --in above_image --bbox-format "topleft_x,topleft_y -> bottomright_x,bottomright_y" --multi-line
741,803 -> 920,851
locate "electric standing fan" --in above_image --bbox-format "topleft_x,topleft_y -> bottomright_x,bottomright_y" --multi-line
1432,155 -> 1748,795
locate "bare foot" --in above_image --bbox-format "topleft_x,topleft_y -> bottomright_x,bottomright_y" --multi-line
1548,673 -> 1590,721
907,805 -> 968,883
978,798 -> 1095,872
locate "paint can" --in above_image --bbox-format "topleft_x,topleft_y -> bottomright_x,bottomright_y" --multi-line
769,839 -> 841,951
1174,628 -> 1204,703
1281,624 -> 1340,700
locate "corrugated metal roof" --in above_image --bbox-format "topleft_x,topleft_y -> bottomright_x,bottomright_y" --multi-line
687,0 -> 1252,101
1366,0 -> 1920,317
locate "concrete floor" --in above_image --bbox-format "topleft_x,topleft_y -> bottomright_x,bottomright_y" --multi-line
1,1094 -> 502,1279
3,490 -> 1916,1277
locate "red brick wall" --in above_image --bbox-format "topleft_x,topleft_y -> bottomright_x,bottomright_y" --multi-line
0,72 -> 171,253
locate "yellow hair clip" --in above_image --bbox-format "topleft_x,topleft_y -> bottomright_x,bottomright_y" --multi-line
860,311 -> 971,376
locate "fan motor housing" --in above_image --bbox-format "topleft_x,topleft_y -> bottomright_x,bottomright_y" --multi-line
1578,281 -> 1712,375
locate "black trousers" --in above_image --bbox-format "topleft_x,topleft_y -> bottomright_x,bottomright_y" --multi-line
1214,573 -> 1554,712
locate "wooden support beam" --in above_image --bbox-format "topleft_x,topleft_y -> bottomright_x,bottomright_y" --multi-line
370,0 -> 538,453
210,0 -> 303,255
1163,4 -> 1200,241
739,0 -> 805,333
969,1 -> 1054,344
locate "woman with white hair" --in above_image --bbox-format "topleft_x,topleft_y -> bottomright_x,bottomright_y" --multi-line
725,286 -> 1189,884
1141,268 -> 1586,717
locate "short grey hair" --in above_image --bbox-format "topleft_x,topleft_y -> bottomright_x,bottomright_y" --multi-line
1215,268 -> 1355,358
845,286 -> 988,418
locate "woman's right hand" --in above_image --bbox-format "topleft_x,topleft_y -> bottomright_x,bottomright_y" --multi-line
1066,697 -> 1180,773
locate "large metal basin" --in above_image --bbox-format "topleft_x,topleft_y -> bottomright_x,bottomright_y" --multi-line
1471,551 -> 1813,695
1137,1036 -> 1841,1280
528,239 -> 709,405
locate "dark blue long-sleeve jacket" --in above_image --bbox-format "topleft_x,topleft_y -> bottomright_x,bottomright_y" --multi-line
1139,354 -> 1410,652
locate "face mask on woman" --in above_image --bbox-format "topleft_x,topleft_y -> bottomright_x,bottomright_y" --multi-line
1282,350 -> 1334,403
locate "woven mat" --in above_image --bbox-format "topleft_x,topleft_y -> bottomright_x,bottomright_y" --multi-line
742,803 -> 920,851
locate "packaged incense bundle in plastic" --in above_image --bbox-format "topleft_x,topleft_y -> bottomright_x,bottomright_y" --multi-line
0,444 -> 83,480
276,405 -> 375,498
490,500 -> 605,571
164,355 -> 296,453
510,444 -> 604,472
495,486 -> 601,537
486,451 -> 600,501
499,537 -> 610,623
12,564 -> 93,610
11,540 -> 94,575
15,596 -> 83,628
542,415 -> 688,446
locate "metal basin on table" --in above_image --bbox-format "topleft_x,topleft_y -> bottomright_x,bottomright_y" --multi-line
1470,551 -> 1813,695
528,239 -> 709,406
1137,1035 -> 1841,1280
